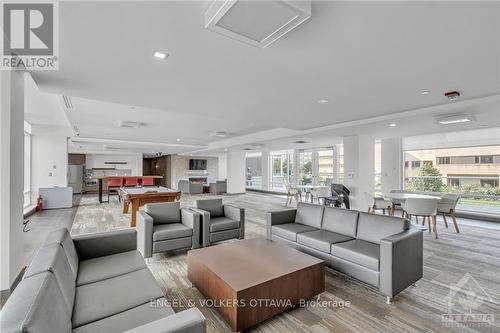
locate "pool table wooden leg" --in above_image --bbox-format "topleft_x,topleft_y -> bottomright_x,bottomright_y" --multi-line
130,201 -> 139,227
123,200 -> 129,214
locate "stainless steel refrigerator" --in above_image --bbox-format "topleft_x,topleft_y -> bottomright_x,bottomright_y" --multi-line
68,165 -> 84,194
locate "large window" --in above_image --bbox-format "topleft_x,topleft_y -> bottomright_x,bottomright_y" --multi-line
403,145 -> 500,214
270,150 -> 294,191
298,150 -> 313,185
245,153 -> 262,190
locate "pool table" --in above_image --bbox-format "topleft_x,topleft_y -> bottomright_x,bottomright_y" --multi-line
119,186 -> 181,227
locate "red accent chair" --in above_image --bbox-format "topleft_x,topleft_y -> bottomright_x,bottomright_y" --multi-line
107,177 -> 123,202
141,177 -> 154,186
124,177 -> 138,187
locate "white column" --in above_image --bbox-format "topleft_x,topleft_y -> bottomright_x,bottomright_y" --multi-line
0,70 -> 25,292
343,135 -> 375,210
226,151 -> 246,194
261,151 -> 270,191
217,153 -> 227,180
292,149 -> 300,186
381,137 -> 402,195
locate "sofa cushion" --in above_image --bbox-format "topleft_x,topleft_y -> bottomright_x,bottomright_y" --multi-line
331,239 -> 380,271
195,198 -> 224,218
72,268 -> 164,328
297,230 -> 354,253
145,202 -> 181,224
153,223 -> 192,242
356,213 -> 409,244
72,299 -> 174,333
0,272 -> 72,333
321,206 -> 359,237
210,217 -> 240,232
44,228 -> 79,280
272,223 -> 318,242
76,250 -> 147,287
24,243 -> 75,311
295,203 -> 324,229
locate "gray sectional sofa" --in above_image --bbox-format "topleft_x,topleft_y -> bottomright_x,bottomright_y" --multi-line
267,203 -> 423,303
1,228 -> 206,333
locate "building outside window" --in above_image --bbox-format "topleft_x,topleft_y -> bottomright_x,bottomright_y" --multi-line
270,150 -> 294,191
245,153 -> 262,190
404,145 -> 500,214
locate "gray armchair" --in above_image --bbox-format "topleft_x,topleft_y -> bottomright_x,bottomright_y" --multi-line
137,202 -> 200,258
191,198 -> 245,247
178,180 -> 203,194
209,180 -> 227,195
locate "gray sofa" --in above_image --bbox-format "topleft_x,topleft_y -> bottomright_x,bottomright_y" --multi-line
178,180 -> 203,194
191,198 -> 245,247
137,202 -> 201,258
267,203 -> 423,303
0,228 -> 206,333
209,180 -> 227,195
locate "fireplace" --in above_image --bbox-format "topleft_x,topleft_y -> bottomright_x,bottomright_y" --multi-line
189,177 -> 207,184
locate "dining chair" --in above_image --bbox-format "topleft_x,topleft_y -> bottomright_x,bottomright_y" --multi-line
437,193 -> 460,233
310,186 -> 331,205
389,189 -> 406,216
402,198 -> 439,238
107,177 -> 122,202
363,192 -> 392,215
283,178 -> 300,206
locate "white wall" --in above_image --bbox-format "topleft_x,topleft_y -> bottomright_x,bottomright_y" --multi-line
381,137 -> 402,194
226,151 -> 246,194
217,153 -> 227,180
171,155 -> 219,189
85,153 -> 142,175
0,70 -> 25,291
343,135 -> 375,210
30,131 -> 68,203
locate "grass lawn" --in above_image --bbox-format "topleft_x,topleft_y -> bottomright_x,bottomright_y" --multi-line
459,198 -> 500,208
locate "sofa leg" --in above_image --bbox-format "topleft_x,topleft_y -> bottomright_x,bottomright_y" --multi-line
412,283 -> 418,287
386,296 -> 392,305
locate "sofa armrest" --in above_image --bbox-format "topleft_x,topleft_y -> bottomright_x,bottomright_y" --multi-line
181,208 -> 201,249
190,208 -> 211,247
224,205 -> 245,240
379,228 -> 423,297
124,308 -> 206,333
266,209 -> 297,240
73,229 -> 137,260
137,211 -> 154,258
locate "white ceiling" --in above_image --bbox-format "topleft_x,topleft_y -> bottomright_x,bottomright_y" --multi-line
27,1 -> 500,155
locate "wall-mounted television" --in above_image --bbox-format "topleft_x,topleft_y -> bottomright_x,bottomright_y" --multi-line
189,159 -> 207,170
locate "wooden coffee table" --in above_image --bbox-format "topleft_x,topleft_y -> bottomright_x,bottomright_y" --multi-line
187,238 -> 324,331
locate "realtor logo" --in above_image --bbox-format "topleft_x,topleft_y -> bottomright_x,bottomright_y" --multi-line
1,1 -> 58,70
441,273 -> 494,328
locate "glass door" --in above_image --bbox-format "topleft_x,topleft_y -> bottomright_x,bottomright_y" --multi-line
270,151 -> 294,191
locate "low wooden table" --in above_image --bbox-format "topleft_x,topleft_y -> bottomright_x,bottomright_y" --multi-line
119,186 -> 181,227
187,238 -> 324,331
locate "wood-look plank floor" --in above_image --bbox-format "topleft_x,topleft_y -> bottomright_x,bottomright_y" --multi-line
29,192 -> 500,332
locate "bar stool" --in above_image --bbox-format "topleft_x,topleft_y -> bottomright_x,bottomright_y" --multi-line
107,177 -> 123,202
141,177 -> 154,186
124,177 -> 138,187
402,198 -> 439,238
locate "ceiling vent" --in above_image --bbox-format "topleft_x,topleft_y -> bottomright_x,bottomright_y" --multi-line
205,0 -> 311,48
117,120 -> 142,128
292,140 -> 309,144
210,131 -> 231,138
243,148 -> 253,151
435,114 -> 474,125
62,95 -> 73,110
103,144 -> 121,150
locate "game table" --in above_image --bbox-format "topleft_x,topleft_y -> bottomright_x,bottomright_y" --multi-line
119,186 -> 181,227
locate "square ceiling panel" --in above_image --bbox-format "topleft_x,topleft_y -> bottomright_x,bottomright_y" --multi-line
205,0 -> 311,48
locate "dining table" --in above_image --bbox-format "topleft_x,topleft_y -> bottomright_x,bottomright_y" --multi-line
384,192 -> 441,216
295,185 -> 330,203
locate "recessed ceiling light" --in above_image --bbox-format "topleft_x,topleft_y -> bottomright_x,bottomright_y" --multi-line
436,114 -> 474,125
176,138 -> 181,142
317,99 -> 329,104
153,51 -> 168,60
421,90 -> 430,95
389,123 -> 397,127
224,148 -> 228,151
